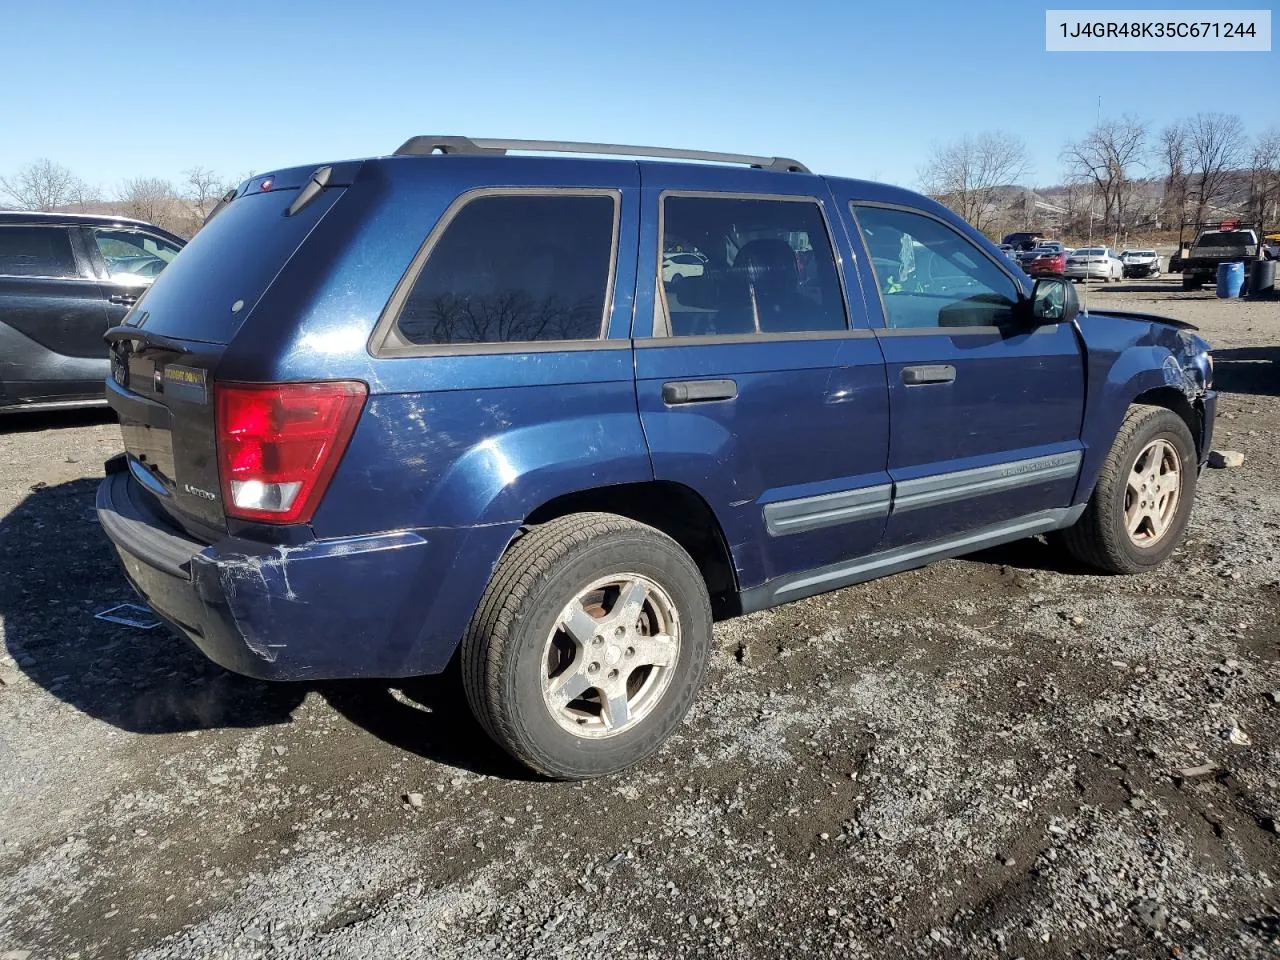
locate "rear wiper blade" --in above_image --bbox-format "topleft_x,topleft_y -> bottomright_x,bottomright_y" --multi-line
104,326 -> 192,355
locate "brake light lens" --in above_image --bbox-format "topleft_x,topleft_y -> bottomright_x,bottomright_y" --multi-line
215,381 -> 367,524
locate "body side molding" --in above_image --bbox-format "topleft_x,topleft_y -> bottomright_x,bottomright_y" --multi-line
740,505 -> 1087,613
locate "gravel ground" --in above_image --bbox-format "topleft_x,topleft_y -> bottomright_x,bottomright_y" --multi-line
1,282 -> 1278,960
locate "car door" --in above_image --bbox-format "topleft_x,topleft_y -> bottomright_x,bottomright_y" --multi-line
80,225 -> 184,326
838,198 -> 1086,549
633,164 -> 891,599
0,222 -> 111,407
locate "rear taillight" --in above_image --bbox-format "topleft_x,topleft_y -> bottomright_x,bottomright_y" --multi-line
215,381 -> 367,524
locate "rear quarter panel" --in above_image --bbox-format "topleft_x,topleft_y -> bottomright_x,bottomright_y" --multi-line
212,156 -> 650,676
211,155 -> 651,538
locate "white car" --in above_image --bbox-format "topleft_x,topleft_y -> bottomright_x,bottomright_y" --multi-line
662,252 -> 707,285
1119,249 -> 1161,279
1064,246 -> 1123,282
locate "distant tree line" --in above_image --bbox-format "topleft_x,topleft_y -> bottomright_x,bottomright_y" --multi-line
8,115 -> 1280,245
0,159 -> 245,238
920,112 -> 1280,241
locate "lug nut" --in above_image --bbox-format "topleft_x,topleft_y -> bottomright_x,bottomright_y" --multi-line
625,647 -> 635,658
614,626 -> 626,639
607,669 -> 619,680
593,636 -> 604,646
588,662 -> 600,673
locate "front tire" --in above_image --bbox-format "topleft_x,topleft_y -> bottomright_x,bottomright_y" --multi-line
461,512 -> 712,779
1058,405 -> 1197,574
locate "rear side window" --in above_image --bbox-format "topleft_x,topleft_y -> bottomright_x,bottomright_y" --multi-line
396,193 -> 617,346
0,226 -> 77,278
658,195 -> 846,337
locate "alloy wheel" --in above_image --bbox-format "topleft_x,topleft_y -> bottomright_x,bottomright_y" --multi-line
1124,438 -> 1182,545
541,573 -> 681,738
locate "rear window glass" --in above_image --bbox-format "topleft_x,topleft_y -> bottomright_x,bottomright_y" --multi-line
127,187 -> 344,344
396,193 -> 616,346
1195,231 -> 1254,247
0,226 -> 77,278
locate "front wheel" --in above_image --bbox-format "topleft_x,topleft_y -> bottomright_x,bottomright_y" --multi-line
461,512 -> 712,779
1057,405 -> 1197,574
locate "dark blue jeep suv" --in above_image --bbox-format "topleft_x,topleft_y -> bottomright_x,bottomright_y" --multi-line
97,137 -> 1216,779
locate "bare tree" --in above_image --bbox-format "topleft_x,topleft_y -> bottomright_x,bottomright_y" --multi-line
1061,116 -> 1148,235
0,158 -> 86,211
183,166 -> 233,224
919,131 -> 1031,233
117,177 -> 180,231
1247,126 -> 1280,227
1185,112 -> 1247,222
67,178 -> 102,208
1156,122 -> 1190,228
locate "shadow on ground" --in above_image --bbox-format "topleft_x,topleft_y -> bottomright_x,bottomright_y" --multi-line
1211,346 -> 1280,397
0,407 -> 116,435
0,478 -> 518,776
962,534 -> 1099,576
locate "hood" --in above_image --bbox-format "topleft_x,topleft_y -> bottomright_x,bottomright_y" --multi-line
1088,307 -> 1199,333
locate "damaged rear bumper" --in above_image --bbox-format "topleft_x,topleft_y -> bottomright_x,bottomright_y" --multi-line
96,466 -> 517,681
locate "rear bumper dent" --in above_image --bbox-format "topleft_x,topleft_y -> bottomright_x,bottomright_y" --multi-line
97,471 -> 516,680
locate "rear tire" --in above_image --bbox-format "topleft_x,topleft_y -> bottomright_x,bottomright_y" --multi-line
1057,405 -> 1197,574
461,512 -> 712,779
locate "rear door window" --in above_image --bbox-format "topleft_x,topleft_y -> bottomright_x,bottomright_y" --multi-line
658,195 -> 847,337
395,192 -> 618,347
0,225 -> 78,278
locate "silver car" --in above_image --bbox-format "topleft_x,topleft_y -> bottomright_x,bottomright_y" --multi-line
1064,246 -> 1123,282
1119,249 -> 1162,278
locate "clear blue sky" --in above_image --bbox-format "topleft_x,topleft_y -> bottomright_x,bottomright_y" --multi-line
0,0 -> 1274,191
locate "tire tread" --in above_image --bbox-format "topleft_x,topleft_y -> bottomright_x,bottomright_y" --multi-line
1059,404 -> 1194,574
461,512 -> 708,778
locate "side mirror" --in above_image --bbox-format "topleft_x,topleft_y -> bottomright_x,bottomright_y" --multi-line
1029,277 -> 1079,325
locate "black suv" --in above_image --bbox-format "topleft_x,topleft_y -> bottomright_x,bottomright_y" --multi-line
0,211 -> 185,413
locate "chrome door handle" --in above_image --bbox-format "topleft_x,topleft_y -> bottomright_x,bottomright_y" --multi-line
661,379 -> 738,404
110,293 -> 138,306
901,364 -> 956,386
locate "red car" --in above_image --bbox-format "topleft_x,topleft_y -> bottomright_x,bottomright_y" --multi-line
1025,248 -> 1067,276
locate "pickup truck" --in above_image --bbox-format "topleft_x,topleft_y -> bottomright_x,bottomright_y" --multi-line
1179,220 -> 1264,290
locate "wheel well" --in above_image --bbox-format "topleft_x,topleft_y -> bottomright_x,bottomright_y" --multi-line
523,482 -> 740,618
1133,386 -> 1204,456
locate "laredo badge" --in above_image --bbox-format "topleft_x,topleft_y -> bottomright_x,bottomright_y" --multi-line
160,365 -> 208,404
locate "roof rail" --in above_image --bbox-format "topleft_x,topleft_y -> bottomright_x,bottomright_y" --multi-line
392,136 -> 810,174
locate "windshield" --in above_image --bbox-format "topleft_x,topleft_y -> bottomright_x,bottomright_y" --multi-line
92,228 -> 182,283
